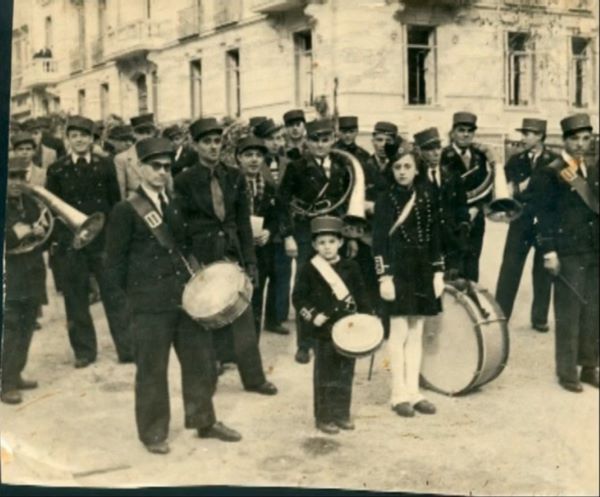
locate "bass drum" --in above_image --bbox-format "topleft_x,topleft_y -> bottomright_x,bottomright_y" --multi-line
421,281 -> 509,396
182,261 -> 253,330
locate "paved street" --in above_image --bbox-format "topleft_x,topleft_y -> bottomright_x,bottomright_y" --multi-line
1,222 -> 598,495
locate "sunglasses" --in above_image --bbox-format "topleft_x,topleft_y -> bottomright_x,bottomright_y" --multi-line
148,161 -> 172,172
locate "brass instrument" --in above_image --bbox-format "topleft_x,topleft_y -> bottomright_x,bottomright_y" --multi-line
7,184 -> 105,254
486,159 -> 523,223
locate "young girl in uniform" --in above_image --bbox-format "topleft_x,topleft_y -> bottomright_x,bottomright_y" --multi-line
372,152 -> 445,417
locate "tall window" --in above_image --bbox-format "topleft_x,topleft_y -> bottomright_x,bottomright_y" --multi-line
78,89 -> 86,115
44,16 -> 53,51
505,32 -> 535,107
151,70 -> 159,118
293,30 -> 314,107
98,0 -> 107,35
226,49 -> 241,117
406,26 -> 437,105
190,59 -> 203,118
137,74 -> 148,114
100,83 -> 110,119
571,37 -> 595,108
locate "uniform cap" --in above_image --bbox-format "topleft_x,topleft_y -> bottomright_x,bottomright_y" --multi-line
66,115 -> 94,135
306,118 -> 334,138
162,124 -> 184,140
254,118 -> 282,139
189,117 -> 223,141
107,125 -> 135,141
413,127 -> 441,149
452,111 -> 478,130
249,116 -> 268,128
310,215 -> 344,236
373,121 -> 398,135
236,136 -> 268,155
34,116 -> 52,130
338,116 -> 359,130
560,113 -> 593,135
11,132 -> 36,148
130,113 -> 155,131
283,109 -> 306,125
136,137 -> 175,163
515,118 -> 547,134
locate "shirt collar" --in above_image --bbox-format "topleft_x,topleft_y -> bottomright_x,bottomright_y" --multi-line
141,184 -> 167,212
452,143 -> 470,157
562,150 -> 587,177
71,152 -> 92,164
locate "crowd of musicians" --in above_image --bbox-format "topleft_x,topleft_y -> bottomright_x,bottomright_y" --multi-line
2,107 -> 598,454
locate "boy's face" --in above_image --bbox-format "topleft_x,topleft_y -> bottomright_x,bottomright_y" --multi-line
237,148 -> 265,176
15,143 -> 35,161
312,233 -> 343,261
264,129 -> 286,155
67,129 -> 93,155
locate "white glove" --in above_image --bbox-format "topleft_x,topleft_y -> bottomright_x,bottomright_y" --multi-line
433,272 -> 445,299
543,252 -> 560,276
379,276 -> 396,302
284,236 -> 298,257
468,206 -> 479,222
313,313 -> 329,327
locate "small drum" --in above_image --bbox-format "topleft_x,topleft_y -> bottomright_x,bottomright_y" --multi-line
182,261 -> 253,330
421,281 -> 509,396
332,314 -> 384,358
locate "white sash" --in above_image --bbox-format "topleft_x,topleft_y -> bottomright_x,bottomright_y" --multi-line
388,191 -> 416,236
310,255 -> 350,302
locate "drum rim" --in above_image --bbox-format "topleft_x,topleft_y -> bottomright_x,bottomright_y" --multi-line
420,282 -> 509,397
331,314 -> 385,357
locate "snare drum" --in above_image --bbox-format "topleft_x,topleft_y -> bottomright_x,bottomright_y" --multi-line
332,314 -> 384,358
182,261 -> 253,330
421,281 -> 509,396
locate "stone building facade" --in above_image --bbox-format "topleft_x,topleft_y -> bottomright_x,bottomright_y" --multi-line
10,0 -> 599,150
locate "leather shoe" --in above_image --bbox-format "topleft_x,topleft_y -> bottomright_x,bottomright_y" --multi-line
198,422 -> 242,442
74,358 -> 94,369
295,348 -> 310,364
414,399 -> 437,414
17,377 -> 38,390
145,441 -> 170,455
580,367 -> 599,388
316,421 -> 339,435
246,381 -> 278,395
1,390 -> 23,405
265,323 -> 290,335
392,402 -> 415,417
559,378 -> 583,393
334,419 -> 355,430
532,322 -> 550,333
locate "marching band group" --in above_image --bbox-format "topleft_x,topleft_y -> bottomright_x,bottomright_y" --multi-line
2,106 -> 598,455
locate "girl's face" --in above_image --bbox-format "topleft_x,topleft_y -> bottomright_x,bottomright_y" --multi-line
392,154 -> 418,186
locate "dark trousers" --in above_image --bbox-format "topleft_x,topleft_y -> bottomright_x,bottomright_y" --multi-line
1,300 -> 38,391
313,339 -> 355,424
495,214 -> 553,323
294,223 -> 316,352
265,242 -> 292,326
57,248 -> 132,362
554,253 -> 599,383
212,306 -> 267,389
132,310 -> 217,445
464,211 -> 485,282
252,243 -> 275,339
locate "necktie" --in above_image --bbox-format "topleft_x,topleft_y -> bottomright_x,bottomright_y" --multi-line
159,193 -> 168,217
210,169 -> 226,222
76,157 -> 87,167
460,149 -> 470,169
431,169 -> 440,187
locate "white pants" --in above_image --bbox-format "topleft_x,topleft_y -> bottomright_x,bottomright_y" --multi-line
388,316 -> 426,406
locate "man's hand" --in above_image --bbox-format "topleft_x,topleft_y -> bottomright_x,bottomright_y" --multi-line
12,222 -> 33,240
346,239 -> 358,259
543,252 -> 560,276
468,206 -> 479,222
254,229 -> 270,247
284,236 -> 298,258
365,200 -> 375,216
379,276 -> 395,302
313,313 -> 329,327
433,272 -> 445,298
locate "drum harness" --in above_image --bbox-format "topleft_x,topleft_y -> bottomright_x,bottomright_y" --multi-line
310,255 -> 357,316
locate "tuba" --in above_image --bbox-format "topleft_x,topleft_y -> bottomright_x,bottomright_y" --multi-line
7,184 -> 106,254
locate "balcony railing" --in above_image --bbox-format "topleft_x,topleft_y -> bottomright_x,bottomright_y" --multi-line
21,58 -> 62,88
91,37 -> 104,66
177,4 -> 203,39
104,18 -> 173,61
214,0 -> 242,27
251,0 -> 304,13
70,48 -> 86,74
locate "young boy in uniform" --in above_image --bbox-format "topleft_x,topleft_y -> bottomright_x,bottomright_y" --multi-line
293,216 -> 371,434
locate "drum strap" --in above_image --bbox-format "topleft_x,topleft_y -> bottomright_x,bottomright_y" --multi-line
388,191 -> 416,236
310,255 -> 352,304
129,193 -> 194,276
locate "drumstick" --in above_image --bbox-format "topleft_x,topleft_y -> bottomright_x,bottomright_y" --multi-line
555,273 -> 588,305
367,352 -> 375,381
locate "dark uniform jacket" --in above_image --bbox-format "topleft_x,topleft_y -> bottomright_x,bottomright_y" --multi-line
173,161 -> 257,266
45,153 -> 121,253
247,176 -> 283,238
172,145 -> 198,177
532,155 -> 599,257
293,258 -> 372,340
105,187 -> 190,313
4,194 -> 47,303
505,147 -> 559,217
441,144 -> 492,207
279,152 -> 352,232
333,140 -> 371,166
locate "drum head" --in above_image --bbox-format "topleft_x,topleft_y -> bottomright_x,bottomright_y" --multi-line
421,288 -> 481,395
332,314 -> 384,357
182,262 -> 245,320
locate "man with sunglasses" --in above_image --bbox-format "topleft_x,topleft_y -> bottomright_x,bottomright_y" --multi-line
279,118 -> 353,364
173,117 -> 278,396
106,137 -> 241,454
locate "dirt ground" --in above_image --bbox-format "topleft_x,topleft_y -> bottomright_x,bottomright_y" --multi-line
1,222 -> 598,495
